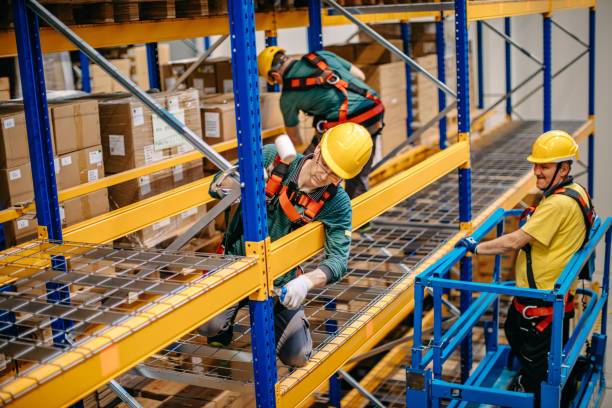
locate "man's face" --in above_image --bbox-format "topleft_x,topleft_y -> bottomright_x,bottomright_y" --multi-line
533,162 -> 568,190
310,148 -> 342,188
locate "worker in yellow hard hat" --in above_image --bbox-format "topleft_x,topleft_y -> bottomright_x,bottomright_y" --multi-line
456,130 -> 596,406
198,123 -> 373,367
257,46 -> 385,199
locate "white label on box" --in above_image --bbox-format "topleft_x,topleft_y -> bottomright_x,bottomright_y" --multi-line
16,219 -> 29,230
167,96 -> 180,110
59,206 -> 66,223
87,169 -> 99,182
143,144 -> 164,164
181,208 -> 197,219
109,134 -> 125,156
54,158 -> 60,175
89,149 -> 103,165
152,218 -> 171,231
61,156 -> 72,167
132,107 -> 144,127
139,175 -> 151,195
173,164 -> 184,182
3,118 -> 15,129
177,143 -> 193,154
204,87 -> 216,94
204,112 -> 221,138
223,79 -> 234,93
9,169 -> 21,181
165,78 -> 176,90
193,78 -> 204,90
152,109 -> 186,150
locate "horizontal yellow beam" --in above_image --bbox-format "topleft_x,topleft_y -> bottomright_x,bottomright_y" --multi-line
63,177 -> 214,243
269,141 -> 469,280
0,128 -> 284,224
0,258 -> 260,408
468,0 -> 595,21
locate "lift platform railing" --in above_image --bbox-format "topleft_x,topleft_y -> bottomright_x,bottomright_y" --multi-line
407,209 -> 611,408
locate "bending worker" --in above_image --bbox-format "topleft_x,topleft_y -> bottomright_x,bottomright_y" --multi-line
258,46 -> 384,198
199,123 -> 373,367
456,130 -> 596,405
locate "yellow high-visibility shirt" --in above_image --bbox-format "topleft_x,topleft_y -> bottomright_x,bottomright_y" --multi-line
515,183 -> 588,290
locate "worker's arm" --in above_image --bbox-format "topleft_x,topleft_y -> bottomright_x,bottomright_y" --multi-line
476,229 -> 534,255
285,126 -> 301,146
350,64 -> 366,81
317,190 -> 353,283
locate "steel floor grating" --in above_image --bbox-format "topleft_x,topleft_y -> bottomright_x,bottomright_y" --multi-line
136,120 -> 583,391
0,241 -> 255,399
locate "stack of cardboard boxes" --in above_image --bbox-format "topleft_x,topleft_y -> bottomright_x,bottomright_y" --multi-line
160,57 -> 233,95
50,99 -> 110,229
98,89 -> 207,247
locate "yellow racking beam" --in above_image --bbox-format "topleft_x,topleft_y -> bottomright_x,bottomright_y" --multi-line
0,257 -> 260,408
269,141 -> 470,280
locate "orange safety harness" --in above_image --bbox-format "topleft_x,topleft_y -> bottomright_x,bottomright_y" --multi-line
283,53 -> 384,132
514,177 -> 596,331
265,155 -> 338,226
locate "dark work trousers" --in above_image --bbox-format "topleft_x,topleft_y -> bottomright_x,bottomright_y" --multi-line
504,300 -> 576,407
198,298 -> 313,367
304,127 -> 381,199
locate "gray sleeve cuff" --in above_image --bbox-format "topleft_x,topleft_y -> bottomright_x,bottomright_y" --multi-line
319,265 -> 333,284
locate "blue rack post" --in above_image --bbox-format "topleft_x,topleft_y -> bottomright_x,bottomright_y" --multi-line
435,16 -> 447,149
203,36 -> 211,50
13,0 -> 72,346
504,17 -> 512,118
307,0 -> 323,52
455,0 -> 473,383
146,42 -> 161,90
79,51 -> 91,92
227,0 -> 277,406
543,14 -> 552,132
265,31 -> 280,92
588,7 -> 595,196
401,21 -> 414,137
326,299 -> 341,407
476,21 -> 484,109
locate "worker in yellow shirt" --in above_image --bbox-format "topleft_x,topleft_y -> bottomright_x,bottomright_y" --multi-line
456,130 -> 596,406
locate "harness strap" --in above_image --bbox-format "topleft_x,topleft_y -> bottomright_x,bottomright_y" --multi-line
513,295 -> 574,332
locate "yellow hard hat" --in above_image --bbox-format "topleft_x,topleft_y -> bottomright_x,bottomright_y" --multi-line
258,46 -> 285,85
527,130 -> 580,163
320,123 -> 373,180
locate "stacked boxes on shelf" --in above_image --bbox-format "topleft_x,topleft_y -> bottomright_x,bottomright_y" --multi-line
49,99 -> 110,229
160,57 -> 233,95
98,89 -> 207,247
0,78 -> 10,100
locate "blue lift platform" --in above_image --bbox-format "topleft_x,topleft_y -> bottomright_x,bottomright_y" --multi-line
408,209 -> 611,408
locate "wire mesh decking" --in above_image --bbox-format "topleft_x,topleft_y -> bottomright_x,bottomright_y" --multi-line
0,242 -> 255,404
136,120 -> 582,392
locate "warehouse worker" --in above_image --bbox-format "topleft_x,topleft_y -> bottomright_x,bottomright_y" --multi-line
198,123 -> 373,367
257,46 -> 384,198
456,130 -> 595,405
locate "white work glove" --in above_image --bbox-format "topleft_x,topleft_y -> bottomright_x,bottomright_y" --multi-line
279,275 -> 314,310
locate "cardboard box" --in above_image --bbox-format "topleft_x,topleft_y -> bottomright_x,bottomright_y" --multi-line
187,60 -> 217,95
99,90 -> 201,173
57,145 -> 104,190
50,99 -> 101,155
132,216 -> 177,248
0,91 -> 9,100
174,205 -> 212,237
324,44 -> 357,62
354,40 -> 404,65
379,119 -> 407,156
201,98 -> 236,145
260,92 -> 283,131
380,88 -> 407,125
109,168 -> 174,208
0,108 -> 29,168
131,44 -> 171,90
0,162 -> 33,207
60,188 -> 109,227
0,77 -> 9,92
213,59 -> 233,94
4,215 -> 37,246
91,59 -> 131,93
172,159 -> 204,188
360,62 -> 406,95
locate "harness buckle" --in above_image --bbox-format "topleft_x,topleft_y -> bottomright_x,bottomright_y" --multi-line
315,120 -> 327,133
326,74 -> 340,85
521,305 -> 538,320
